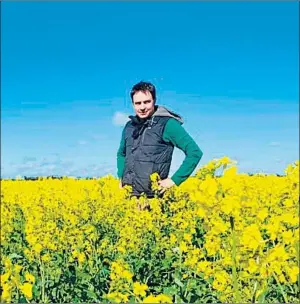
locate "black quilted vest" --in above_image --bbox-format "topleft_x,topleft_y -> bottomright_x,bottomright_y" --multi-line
122,115 -> 174,197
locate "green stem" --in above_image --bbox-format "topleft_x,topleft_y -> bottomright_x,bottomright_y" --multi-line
295,240 -> 300,292
184,278 -> 190,298
272,271 -> 288,303
230,216 -> 241,303
39,257 -> 45,303
252,280 -> 257,302
179,250 -> 182,273
127,290 -> 142,303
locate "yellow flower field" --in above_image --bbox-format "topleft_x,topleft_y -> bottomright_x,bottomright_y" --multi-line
1,157 -> 299,303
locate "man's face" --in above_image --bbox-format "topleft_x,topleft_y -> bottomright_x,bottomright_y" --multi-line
132,90 -> 155,119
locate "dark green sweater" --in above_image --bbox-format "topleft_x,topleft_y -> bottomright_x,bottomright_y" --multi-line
117,118 -> 203,186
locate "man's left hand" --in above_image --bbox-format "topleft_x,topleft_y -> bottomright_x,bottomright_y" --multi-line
158,178 -> 175,194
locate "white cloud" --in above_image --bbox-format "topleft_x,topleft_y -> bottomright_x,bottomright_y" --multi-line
23,156 -> 37,162
112,111 -> 130,126
56,163 -> 114,178
7,155 -> 75,178
91,134 -> 107,141
78,140 -> 88,145
269,141 -> 280,147
275,158 -> 283,163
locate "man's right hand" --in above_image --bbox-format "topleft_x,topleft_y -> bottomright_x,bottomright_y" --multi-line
119,180 -> 123,189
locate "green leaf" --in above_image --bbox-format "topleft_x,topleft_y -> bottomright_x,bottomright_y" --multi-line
175,294 -> 184,303
76,270 -> 92,281
186,291 -> 194,302
8,253 -> 23,259
54,274 -> 61,283
47,279 -> 55,287
162,259 -> 172,268
163,286 -> 177,295
100,266 -> 110,276
174,277 -> 184,288
187,278 -> 197,289
74,287 -> 82,294
86,290 -> 98,299
257,290 -> 267,304
51,288 -> 57,299
195,288 -> 203,297
32,284 -> 39,297
18,296 -> 27,303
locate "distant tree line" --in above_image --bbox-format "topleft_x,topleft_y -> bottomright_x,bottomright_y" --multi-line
1,176 -> 99,181
1,173 -> 285,181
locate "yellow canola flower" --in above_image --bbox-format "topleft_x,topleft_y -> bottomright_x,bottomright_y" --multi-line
220,197 -> 236,215
122,270 -> 133,280
156,294 -> 173,303
246,258 -> 258,274
196,260 -> 211,273
183,233 -> 192,243
223,166 -> 238,179
287,265 -> 299,283
1,283 -> 12,302
25,272 -> 36,284
212,270 -> 231,292
117,246 -> 126,254
179,241 -> 188,253
77,252 -> 85,264
257,207 -> 269,222
282,230 -> 294,245
41,253 -> 51,262
196,206 -> 207,218
106,292 -> 129,303
14,264 -> 23,274
282,213 -> 298,226
169,233 -> 177,245
1,157 -> 298,304
33,243 -> 43,254
1,273 -> 11,285
143,295 -> 158,303
240,224 -> 263,251
19,282 -> 33,299
3,257 -> 13,270
133,282 -> 148,297
267,245 -> 289,263
143,294 -> 172,303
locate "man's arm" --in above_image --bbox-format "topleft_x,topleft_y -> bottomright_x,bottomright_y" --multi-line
163,118 -> 203,186
117,128 -> 126,180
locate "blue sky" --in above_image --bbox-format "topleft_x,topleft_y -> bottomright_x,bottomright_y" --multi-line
2,1 -> 299,178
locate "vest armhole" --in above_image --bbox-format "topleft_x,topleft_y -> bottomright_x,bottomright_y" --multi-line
161,117 -> 173,145
124,121 -> 133,139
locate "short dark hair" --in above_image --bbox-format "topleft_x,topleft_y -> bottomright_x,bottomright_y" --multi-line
130,81 -> 156,103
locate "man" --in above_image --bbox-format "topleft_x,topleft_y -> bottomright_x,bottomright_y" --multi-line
117,81 -> 203,198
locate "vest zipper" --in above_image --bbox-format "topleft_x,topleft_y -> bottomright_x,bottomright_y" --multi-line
141,116 -> 154,144
141,128 -> 147,144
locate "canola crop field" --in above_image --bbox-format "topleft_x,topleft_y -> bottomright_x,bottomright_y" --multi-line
1,157 -> 299,303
